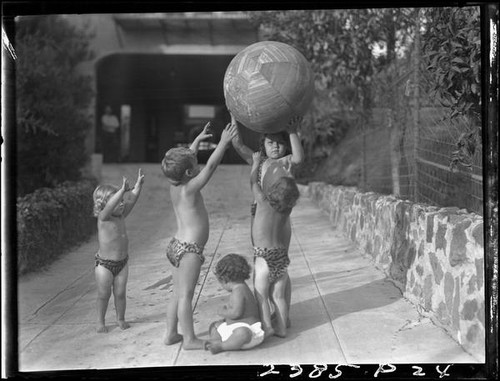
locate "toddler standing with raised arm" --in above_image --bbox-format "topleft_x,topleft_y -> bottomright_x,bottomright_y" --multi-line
205,253 -> 264,354
161,122 -> 237,350
250,151 -> 300,338
92,168 -> 145,333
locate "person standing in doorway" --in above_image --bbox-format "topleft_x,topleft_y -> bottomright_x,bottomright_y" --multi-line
101,105 -> 120,163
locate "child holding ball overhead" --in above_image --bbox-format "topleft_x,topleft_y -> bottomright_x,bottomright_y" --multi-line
231,113 -> 304,332
250,151 -> 300,338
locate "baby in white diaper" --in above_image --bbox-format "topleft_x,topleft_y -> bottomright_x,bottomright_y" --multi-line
205,254 -> 265,354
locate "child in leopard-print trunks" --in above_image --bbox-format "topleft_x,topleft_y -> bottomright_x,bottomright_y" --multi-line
161,121 -> 237,350
250,151 -> 300,339
230,114 -> 304,338
92,168 -> 145,333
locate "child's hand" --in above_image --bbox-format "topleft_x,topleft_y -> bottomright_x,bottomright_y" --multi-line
136,168 -> 145,185
197,122 -> 213,141
220,122 -> 238,145
252,151 -> 261,167
286,115 -> 303,133
122,177 -> 131,192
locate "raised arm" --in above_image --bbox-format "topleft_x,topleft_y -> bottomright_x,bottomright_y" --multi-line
250,152 -> 265,202
230,113 -> 253,165
287,116 -> 305,165
189,122 -> 213,154
187,123 -> 237,193
98,177 -> 129,221
123,168 -> 145,217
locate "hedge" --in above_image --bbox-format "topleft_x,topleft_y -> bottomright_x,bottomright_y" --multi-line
17,179 -> 98,275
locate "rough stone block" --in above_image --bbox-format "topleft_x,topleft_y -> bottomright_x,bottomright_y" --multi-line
437,301 -> 451,325
429,252 -> 444,285
424,275 -> 433,310
475,258 -> 484,289
426,215 -> 434,243
467,275 -> 477,293
466,324 -> 481,344
462,299 -> 478,320
435,223 -> 447,251
452,277 -> 461,331
418,240 -> 425,258
444,272 -> 454,308
416,264 -> 424,277
449,220 -> 471,266
472,223 -> 483,248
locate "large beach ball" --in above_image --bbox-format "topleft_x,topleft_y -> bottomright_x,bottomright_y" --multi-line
223,41 -> 315,134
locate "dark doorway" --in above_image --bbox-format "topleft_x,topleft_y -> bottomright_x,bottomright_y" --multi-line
96,53 -> 260,163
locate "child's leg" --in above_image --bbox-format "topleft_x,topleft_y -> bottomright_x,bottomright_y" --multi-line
113,263 -> 130,330
177,252 -> 204,350
285,276 -> 292,328
95,265 -> 113,333
208,320 -> 224,340
208,327 -> 252,354
250,212 -> 255,246
164,267 -> 182,345
253,257 -> 274,338
271,273 -> 289,338
284,219 -> 292,327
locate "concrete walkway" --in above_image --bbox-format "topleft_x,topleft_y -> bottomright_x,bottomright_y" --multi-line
17,164 -> 479,372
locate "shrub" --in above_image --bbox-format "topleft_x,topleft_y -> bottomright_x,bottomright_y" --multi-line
17,179 -> 97,275
16,15 -> 95,196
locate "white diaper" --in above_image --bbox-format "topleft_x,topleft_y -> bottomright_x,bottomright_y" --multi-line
217,321 -> 265,349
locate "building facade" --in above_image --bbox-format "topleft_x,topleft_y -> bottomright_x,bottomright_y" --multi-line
66,12 -> 261,165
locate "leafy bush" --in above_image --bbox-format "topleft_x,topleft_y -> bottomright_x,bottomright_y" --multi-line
248,9 -> 413,159
17,179 -> 97,275
420,7 -> 481,170
16,15 -> 95,196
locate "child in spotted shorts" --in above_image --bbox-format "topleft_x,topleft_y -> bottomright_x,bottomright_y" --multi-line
161,121 -> 237,350
92,168 -> 145,333
250,151 -> 300,338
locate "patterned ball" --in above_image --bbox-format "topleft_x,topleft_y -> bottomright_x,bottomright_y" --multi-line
224,41 -> 314,134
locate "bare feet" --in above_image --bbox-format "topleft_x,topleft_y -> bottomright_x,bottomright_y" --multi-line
273,328 -> 287,338
263,327 -> 275,340
96,324 -> 108,333
182,337 -> 206,350
163,331 -> 183,345
118,320 -> 130,330
206,340 -> 224,354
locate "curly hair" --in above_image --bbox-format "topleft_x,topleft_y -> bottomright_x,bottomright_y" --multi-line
93,184 -> 119,217
161,147 -> 196,184
266,176 -> 300,214
214,253 -> 252,283
259,131 -> 290,159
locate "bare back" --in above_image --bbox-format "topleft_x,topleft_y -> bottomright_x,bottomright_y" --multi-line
170,183 -> 209,246
226,283 -> 260,325
97,216 -> 128,261
252,199 -> 290,249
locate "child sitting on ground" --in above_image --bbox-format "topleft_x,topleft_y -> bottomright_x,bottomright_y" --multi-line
92,168 -> 145,333
161,121 -> 237,350
250,152 -> 300,338
205,253 -> 265,354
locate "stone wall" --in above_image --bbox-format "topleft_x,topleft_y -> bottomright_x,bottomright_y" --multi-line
303,182 -> 485,359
